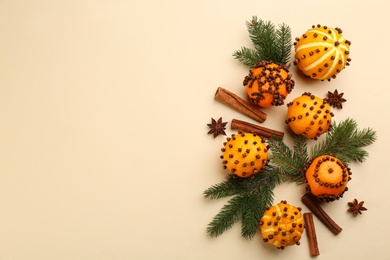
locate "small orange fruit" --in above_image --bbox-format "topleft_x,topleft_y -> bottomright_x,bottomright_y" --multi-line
305,155 -> 352,202
294,25 -> 351,81
220,132 -> 268,178
286,92 -> 333,139
260,200 -> 305,250
244,61 -> 294,107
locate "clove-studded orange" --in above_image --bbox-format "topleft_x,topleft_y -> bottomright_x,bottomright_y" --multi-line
294,25 -> 351,81
286,92 -> 333,140
260,200 -> 305,250
305,155 -> 352,202
220,132 -> 268,178
244,61 -> 295,107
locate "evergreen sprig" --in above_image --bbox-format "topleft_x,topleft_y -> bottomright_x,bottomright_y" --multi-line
204,118 -> 377,239
204,165 -> 280,239
310,118 -> 377,163
267,135 -> 308,184
233,16 -> 292,68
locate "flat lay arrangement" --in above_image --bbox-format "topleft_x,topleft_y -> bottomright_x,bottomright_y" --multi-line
204,17 -> 376,256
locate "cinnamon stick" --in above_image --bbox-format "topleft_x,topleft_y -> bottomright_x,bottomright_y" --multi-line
301,193 -> 342,235
214,87 -> 267,123
231,118 -> 284,139
303,212 -> 320,257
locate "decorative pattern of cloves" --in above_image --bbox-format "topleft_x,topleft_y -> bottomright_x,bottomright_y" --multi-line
260,200 -> 305,250
286,92 -> 333,140
305,155 -> 352,202
244,60 -> 295,107
293,24 -> 351,81
220,132 -> 268,178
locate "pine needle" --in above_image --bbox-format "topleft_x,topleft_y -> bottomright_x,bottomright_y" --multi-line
204,165 -> 279,239
310,118 -> 377,163
206,195 -> 246,238
274,23 -> 292,66
241,195 -> 267,239
203,174 -> 247,200
232,47 -> 262,68
267,136 -> 307,184
233,16 -> 292,68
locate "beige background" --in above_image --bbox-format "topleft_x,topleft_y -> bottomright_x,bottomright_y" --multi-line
0,0 -> 389,259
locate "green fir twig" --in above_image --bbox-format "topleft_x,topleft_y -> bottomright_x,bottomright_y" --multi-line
274,23 -> 292,66
310,118 -> 377,163
204,165 -> 280,239
233,16 -> 292,68
267,135 -> 308,184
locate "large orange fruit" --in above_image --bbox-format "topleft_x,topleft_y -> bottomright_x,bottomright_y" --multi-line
260,200 -> 305,250
294,25 -> 351,81
305,155 -> 351,202
244,61 -> 294,107
220,132 -> 268,178
286,92 -> 333,140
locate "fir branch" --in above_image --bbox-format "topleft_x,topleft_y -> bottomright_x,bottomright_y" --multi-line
241,194 -> 267,239
274,23 -> 292,67
241,167 -> 276,239
203,174 -> 247,200
292,135 -> 309,170
248,19 -> 275,63
204,165 -> 279,239
206,195 -> 246,238
233,16 -> 292,68
267,136 -> 307,184
310,118 -> 377,163
232,47 -> 262,68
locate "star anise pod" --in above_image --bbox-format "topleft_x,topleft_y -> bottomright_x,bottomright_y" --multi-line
207,117 -> 227,138
325,89 -> 346,109
347,199 -> 367,217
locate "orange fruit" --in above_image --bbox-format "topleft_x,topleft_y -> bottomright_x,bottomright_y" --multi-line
260,200 -> 305,250
286,92 -> 333,139
294,25 -> 351,81
305,155 -> 351,202
244,61 -> 294,107
220,132 -> 268,178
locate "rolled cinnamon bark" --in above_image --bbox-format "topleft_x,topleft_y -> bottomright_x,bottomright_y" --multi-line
303,212 -> 320,256
214,87 -> 267,123
301,193 -> 342,235
231,118 -> 284,138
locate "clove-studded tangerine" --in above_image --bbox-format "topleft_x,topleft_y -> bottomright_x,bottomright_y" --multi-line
286,92 -> 333,140
293,24 -> 351,81
305,155 -> 352,202
244,61 -> 295,107
260,200 -> 305,250
220,132 -> 268,178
